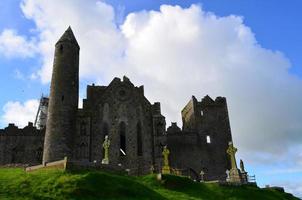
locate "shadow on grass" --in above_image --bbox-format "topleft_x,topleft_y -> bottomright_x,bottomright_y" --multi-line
70,171 -> 166,200
0,168 -> 299,200
158,174 -> 298,200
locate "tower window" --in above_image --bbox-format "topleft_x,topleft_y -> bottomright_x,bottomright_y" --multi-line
61,95 -> 64,102
59,44 -> 63,53
119,122 -> 126,156
206,135 -> 211,144
137,122 -> 143,156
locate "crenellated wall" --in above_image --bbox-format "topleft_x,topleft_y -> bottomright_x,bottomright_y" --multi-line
0,82 -> 233,181
0,27 -> 235,181
0,123 -> 44,165
165,95 -> 233,181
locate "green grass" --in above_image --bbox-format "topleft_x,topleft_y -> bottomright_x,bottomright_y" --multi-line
0,168 -> 299,200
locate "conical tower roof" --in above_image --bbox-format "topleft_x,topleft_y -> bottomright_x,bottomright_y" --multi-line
56,26 -> 79,48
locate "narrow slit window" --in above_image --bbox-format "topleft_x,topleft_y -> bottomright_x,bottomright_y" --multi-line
206,135 -> 211,144
119,122 -> 126,156
59,44 -> 63,52
137,122 -> 142,156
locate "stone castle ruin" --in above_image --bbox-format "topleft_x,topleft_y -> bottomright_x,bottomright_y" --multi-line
0,27 -> 251,183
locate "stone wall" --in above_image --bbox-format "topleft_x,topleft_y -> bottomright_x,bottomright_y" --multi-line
0,82 -> 233,182
77,76 -> 158,175
163,95 -> 233,181
43,27 -> 79,164
0,27 -> 236,181
0,123 -> 44,165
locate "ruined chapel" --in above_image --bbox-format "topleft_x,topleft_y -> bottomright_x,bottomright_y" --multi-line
0,27 -> 236,181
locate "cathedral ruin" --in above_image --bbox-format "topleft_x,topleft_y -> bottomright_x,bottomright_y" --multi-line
0,27 -> 246,182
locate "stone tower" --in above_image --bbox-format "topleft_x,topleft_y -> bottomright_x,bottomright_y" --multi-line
43,27 -> 79,164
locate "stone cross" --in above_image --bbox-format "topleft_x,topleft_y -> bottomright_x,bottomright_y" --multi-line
161,145 -> 171,174
150,165 -> 155,174
200,170 -> 205,182
240,159 -> 245,172
162,146 -> 170,167
226,142 -> 242,183
240,159 -> 248,183
227,142 -> 238,170
102,135 -> 110,164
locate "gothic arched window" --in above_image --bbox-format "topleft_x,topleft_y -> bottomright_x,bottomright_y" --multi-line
119,122 -> 126,156
206,135 -> 211,144
137,122 -> 143,156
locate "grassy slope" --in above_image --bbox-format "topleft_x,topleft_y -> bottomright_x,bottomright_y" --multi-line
0,168 -> 298,200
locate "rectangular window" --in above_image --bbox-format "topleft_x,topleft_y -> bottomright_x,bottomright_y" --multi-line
206,135 -> 211,144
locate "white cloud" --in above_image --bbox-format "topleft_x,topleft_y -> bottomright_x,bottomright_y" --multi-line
119,5 -> 302,156
272,180 -> 302,198
2,99 -> 39,128
20,0 -> 125,83
0,29 -> 37,58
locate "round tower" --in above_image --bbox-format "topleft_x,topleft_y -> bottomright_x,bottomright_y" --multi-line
43,27 -> 79,164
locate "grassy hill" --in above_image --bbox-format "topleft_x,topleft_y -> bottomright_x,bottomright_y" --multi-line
0,168 -> 298,200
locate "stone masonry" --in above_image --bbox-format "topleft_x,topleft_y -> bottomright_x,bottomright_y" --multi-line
0,27 -> 234,181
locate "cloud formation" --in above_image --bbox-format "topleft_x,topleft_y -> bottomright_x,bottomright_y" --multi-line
0,29 -> 37,58
0,2 -> 302,194
1,99 -> 39,127
20,0 -> 125,83
120,5 -> 302,157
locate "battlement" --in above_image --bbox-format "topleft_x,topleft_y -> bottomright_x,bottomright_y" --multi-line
87,84 -> 107,98
167,122 -> 181,134
109,76 -> 135,86
181,95 -> 229,131
0,27 -> 236,182
152,102 -> 161,115
0,122 -> 44,136
200,95 -> 227,107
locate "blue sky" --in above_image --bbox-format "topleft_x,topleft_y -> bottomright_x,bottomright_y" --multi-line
0,0 -> 302,197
